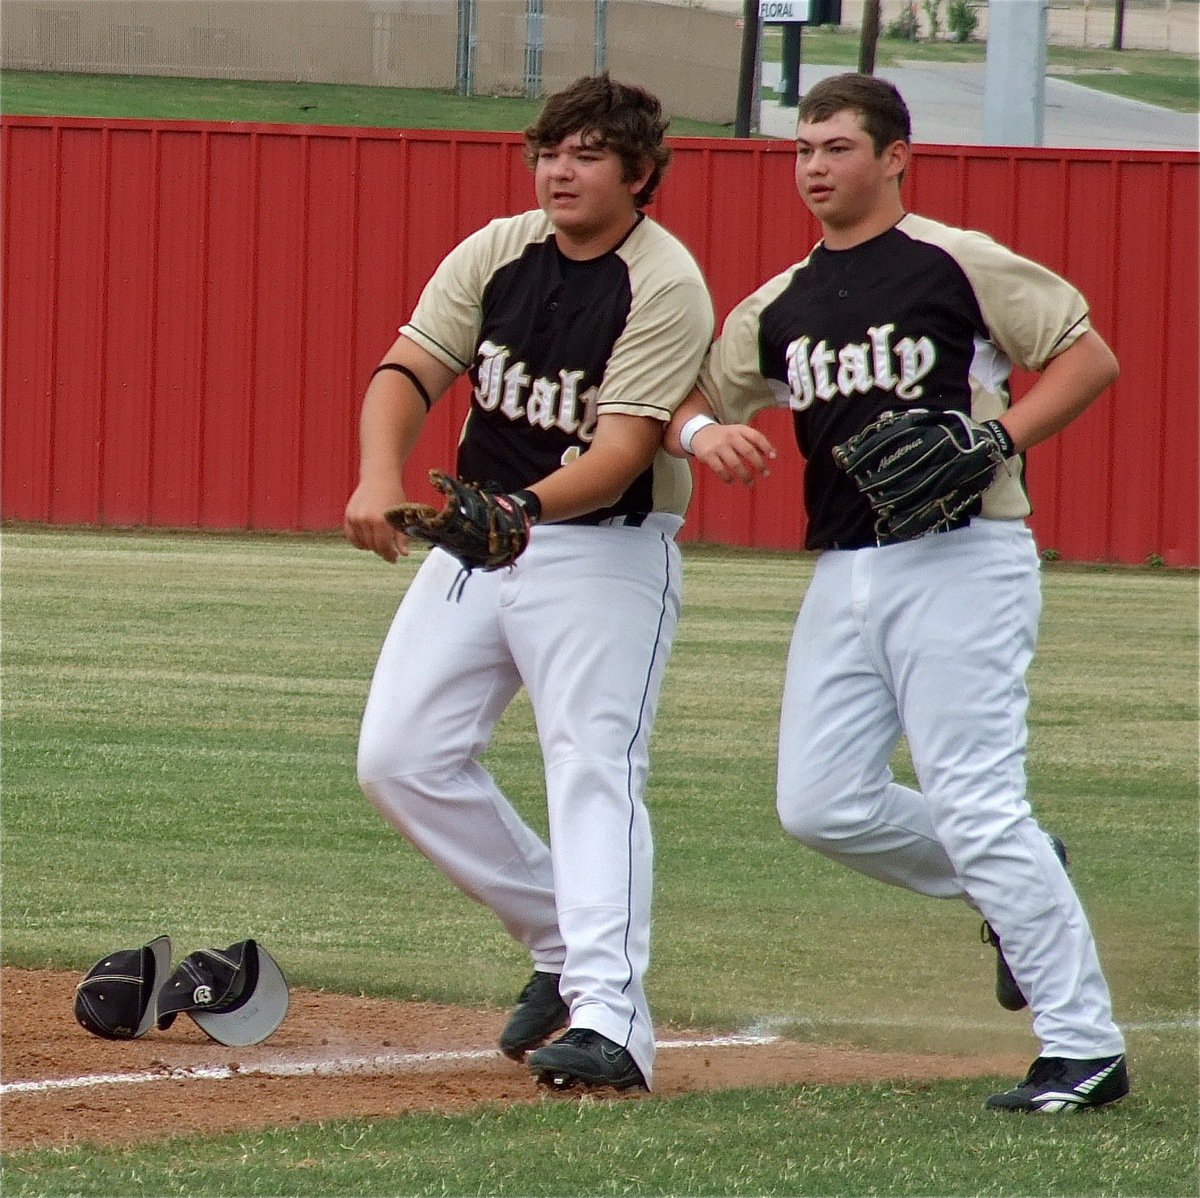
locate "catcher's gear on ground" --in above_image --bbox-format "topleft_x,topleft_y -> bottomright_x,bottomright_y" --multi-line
832,408 -> 1013,544
385,470 -> 540,572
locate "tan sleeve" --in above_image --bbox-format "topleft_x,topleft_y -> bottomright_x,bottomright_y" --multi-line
697,269 -> 796,424
596,229 -> 715,423
901,213 -> 1091,371
399,237 -> 485,374
401,211 -> 552,377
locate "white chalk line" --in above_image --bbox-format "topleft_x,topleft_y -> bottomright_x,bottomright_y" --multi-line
1,1033 -> 778,1097
8,1017 -> 1193,1098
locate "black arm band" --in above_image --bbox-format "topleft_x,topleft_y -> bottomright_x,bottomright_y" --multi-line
370,362 -> 432,411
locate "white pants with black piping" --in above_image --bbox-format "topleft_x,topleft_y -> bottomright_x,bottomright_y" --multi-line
357,517 -> 683,1087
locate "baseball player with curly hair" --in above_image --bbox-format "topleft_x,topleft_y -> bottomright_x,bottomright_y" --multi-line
344,74 -> 713,1092
666,73 -> 1128,1113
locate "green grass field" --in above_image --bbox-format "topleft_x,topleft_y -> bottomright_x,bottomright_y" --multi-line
2,528 -> 1197,1195
0,71 -> 731,136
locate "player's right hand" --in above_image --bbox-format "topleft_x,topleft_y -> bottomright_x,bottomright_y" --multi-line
344,477 -> 411,563
691,423 -> 778,486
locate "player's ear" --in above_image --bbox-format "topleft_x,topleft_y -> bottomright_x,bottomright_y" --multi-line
883,139 -> 910,182
626,156 -> 654,199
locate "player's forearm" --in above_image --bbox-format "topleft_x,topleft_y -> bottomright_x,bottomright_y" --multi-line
356,338 -> 457,485
1001,330 -> 1119,453
663,389 -> 718,458
356,380 -> 429,487
529,415 -> 662,523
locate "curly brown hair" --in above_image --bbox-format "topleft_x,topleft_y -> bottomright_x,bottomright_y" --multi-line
523,73 -> 672,209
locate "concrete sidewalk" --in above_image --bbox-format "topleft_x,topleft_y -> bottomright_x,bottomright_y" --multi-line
758,62 -> 1199,150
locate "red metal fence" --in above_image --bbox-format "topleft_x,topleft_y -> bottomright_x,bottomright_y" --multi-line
3,116 -> 1196,564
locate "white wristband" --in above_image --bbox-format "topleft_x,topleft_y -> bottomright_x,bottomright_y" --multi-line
679,413 -> 719,456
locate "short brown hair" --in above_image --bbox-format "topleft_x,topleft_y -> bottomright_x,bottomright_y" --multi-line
798,73 -> 911,155
523,73 -> 672,208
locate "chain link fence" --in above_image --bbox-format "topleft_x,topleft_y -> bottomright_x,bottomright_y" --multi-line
0,1 -> 743,122
1,1 -> 1193,126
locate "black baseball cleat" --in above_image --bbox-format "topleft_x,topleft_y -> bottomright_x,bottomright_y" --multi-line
986,1053 -> 1129,1113
498,970 -> 569,1061
982,834 -> 1069,1011
526,1027 -> 647,1091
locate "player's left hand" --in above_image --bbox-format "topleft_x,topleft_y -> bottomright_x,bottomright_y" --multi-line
692,423 -> 778,486
832,407 -> 1010,543
385,470 -> 539,573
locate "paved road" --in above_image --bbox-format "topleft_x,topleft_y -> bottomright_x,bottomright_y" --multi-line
759,62 -> 1199,150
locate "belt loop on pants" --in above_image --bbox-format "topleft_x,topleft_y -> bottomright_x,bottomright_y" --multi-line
597,513 -> 648,528
596,512 -> 684,539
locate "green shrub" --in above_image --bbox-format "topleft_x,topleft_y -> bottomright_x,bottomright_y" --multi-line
885,1 -> 920,40
922,0 -> 942,41
947,0 -> 979,43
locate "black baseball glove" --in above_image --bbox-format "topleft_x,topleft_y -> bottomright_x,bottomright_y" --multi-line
385,470 -> 539,572
832,408 -> 1013,544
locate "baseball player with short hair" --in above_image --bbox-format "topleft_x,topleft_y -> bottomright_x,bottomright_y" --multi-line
666,73 -> 1128,1113
344,74 -> 714,1092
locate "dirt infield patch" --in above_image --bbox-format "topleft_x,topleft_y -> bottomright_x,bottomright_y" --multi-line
2,968 -> 1026,1150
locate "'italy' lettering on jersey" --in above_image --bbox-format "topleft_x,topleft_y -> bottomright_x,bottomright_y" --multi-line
400,209 -> 713,524
474,340 -> 599,439
784,323 -> 937,410
702,213 -> 1090,549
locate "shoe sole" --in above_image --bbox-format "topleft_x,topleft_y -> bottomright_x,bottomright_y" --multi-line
534,1067 -> 646,1092
987,1092 -> 1128,1113
987,1055 -> 1129,1113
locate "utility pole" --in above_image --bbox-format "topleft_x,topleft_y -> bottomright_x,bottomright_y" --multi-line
524,0 -> 545,100
1112,0 -> 1126,50
734,0 -> 761,138
983,0 -> 1047,145
859,0 -> 881,74
456,0 -> 476,96
594,0 -> 607,74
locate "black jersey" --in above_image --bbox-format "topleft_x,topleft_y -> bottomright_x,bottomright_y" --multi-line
699,213 -> 1091,549
402,209 -> 714,523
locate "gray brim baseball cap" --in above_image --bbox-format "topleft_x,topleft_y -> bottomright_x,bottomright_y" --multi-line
156,939 -> 289,1046
74,935 -> 173,1040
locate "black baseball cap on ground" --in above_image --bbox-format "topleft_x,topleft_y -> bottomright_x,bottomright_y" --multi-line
74,935 -> 173,1040
155,939 -> 289,1046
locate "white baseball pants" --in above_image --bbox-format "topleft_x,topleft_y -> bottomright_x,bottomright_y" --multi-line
357,517 -> 684,1087
776,519 -> 1125,1059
